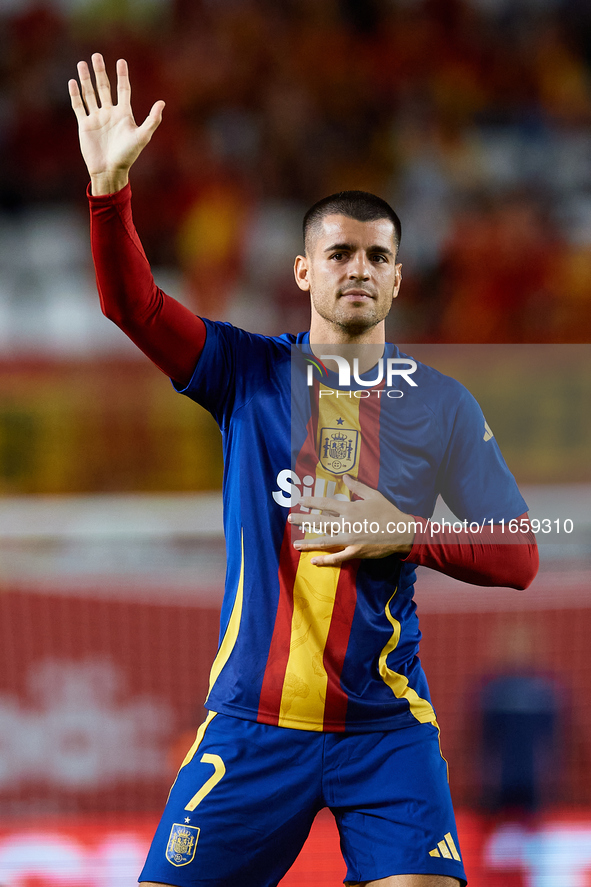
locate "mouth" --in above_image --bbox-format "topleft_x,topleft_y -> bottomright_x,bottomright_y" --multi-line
339,289 -> 375,301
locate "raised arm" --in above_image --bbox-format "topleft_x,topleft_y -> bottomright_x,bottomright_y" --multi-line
69,54 -> 206,386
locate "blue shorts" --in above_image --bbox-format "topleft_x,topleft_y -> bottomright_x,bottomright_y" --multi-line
140,712 -> 467,887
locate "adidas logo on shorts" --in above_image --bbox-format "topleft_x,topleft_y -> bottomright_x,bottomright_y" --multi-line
428,832 -> 461,861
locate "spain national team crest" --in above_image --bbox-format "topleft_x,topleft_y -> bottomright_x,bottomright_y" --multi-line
166,823 -> 200,867
319,427 -> 359,475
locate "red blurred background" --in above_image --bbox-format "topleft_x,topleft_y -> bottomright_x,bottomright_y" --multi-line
0,1 -> 590,885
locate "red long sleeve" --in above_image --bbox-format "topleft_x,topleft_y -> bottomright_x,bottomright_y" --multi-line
403,513 -> 538,590
88,183 -> 206,387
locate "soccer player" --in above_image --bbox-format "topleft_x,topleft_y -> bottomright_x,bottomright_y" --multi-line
69,54 -> 538,887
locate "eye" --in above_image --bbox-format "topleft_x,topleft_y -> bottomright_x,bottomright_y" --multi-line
371,254 -> 387,263
330,252 -> 346,261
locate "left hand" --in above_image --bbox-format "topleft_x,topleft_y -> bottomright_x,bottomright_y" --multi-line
288,475 -> 416,566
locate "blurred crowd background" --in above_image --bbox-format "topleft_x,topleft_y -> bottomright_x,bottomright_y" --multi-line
0,2 -> 590,885
2,0 -> 591,346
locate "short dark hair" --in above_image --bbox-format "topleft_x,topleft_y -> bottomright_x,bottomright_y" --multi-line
303,190 -> 402,254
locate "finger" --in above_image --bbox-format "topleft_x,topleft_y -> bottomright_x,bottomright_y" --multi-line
116,58 -> 131,108
293,536 -> 348,550
68,78 -> 88,121
296,496 -> 345,514
137,100 -> 165,142
310,546 -> 359,567
343,474 -> 381,500
77,60 -> 99,114
288,511 -> 335,527
91,52 -> 113,107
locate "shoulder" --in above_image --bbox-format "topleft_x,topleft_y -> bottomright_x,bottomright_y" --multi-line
201,319 -> 300,358
177,322 -> 304,420
398,348 -> 463,392
398,347 -> 479,419
393,347 -> 494,454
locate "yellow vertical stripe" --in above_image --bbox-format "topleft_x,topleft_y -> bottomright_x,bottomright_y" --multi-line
179,710 -> 217,769
434,719 -> 450,781
277,552 -> 341,729
277,387 -> 362,729
378,589 -> 436,724
206,530 -> 245,698
166,709 -> 217,801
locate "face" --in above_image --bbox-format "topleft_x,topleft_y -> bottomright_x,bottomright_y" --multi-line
294,214 -> 402,342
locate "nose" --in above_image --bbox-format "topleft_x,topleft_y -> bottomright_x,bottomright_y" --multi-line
348,252 -> 370,281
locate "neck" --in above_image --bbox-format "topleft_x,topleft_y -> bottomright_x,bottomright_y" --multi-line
309,319 -> 386,374
309,315 -> 386,344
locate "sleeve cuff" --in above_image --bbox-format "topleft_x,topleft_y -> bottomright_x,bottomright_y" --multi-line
399,515 -> 428,563
86,181 -> 132,205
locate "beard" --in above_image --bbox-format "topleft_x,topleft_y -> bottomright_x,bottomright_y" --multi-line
311,291 -> 392,337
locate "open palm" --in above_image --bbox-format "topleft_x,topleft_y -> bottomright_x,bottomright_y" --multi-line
69,53 -> 164,192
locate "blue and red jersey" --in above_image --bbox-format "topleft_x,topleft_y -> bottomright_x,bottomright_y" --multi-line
176,321 -> 527,733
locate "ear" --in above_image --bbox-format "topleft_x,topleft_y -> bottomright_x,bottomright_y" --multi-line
392,262 -> 402,299
294,254 -> 310,291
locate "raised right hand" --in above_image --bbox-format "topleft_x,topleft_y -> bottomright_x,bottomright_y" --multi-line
69,53 -> 165,196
